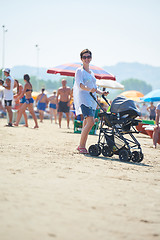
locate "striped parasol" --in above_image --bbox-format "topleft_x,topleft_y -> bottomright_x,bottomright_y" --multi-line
47,62 -> 116,80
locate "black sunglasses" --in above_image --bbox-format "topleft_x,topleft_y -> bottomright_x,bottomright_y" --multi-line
82,55 -> 91,59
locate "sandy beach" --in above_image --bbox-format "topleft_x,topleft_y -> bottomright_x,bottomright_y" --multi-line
0,118 -> 160,240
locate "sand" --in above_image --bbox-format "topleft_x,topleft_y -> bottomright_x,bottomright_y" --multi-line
0,118 -> 160,240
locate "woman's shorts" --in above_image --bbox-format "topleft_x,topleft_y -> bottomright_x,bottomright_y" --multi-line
37,102 -> 46,111
80,104 -> 95,119
20,96 -> 26,104
49,103 -> 56,109
150,115 -> 156,120
26,98 -> 34,104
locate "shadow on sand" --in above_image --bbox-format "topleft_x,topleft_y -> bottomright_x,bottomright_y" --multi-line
85,154 -> 153,167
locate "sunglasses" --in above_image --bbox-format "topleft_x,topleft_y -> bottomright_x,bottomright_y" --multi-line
82,55 -> 91,59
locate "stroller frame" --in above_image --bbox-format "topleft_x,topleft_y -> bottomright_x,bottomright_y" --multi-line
89,93 -> 144,162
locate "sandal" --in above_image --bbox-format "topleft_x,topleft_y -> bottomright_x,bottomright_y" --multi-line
77,146 -> 89,154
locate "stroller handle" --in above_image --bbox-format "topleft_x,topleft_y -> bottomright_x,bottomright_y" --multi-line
102,94 -> 110,106
89,92 -> 109,112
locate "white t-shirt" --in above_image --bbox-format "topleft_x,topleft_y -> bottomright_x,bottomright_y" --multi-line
156,103 -> 160,111
140,104 -> 148,114
73,67 -> 97,115
4,76 -> 14,100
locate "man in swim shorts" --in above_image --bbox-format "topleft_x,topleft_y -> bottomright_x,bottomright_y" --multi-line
36,88 -> 48,122
57,79 -> 71,128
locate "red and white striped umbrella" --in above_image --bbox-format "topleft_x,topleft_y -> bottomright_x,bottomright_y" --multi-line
47,62 -> 116,81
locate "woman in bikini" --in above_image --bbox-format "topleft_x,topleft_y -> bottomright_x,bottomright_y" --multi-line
14,74 -> 39,128
14,79 -> 28,127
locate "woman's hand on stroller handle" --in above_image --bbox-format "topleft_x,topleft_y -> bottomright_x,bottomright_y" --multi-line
102,91 -> 109,96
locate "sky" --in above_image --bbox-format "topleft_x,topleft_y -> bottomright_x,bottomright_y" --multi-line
0,0 -> 160,69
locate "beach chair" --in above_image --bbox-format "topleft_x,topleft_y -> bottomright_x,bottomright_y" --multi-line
74,108 -> 100,135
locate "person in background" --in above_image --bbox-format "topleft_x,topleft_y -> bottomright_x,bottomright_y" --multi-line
36,88 -> 48,123
153,103 -> 160,148
57,79 -> 71,128
147,102 -> 156,120
14,74 -> 39,128
73,49 -> 109,154
14,79 -> 28,127
0,68 -> 14,127
48,90 -> 57,124
0,99 -> 6,117
140,103 -> 148,119
0,79 -> 5,117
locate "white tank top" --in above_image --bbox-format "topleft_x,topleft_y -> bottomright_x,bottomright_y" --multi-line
4,76 -> 14,100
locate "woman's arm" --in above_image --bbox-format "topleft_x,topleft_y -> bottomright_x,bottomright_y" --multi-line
80,83 -> 96,93
14,85 -> 23,98
18,84 -> 27,99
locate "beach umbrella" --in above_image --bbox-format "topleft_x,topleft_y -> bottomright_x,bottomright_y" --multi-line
140,89 -> 160,102
47,62 -> 116,80
32,91 -> 40,100
119,90 -> 144,102
96,79 -> 124,89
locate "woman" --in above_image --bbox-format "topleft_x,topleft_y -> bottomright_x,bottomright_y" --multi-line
14,79 -> 28,127
14,74 -> 39,128
73,49 -> 109,154
48,90 -> 58,124
36,88 -> 48,123
147,102 -> 156,120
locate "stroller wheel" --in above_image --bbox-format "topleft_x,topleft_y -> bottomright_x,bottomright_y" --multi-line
138,152 -> 144,162
119,149 -> 129,162
102,146 -> 113,157
132,151 -> 140,162
89,145 -> 101,156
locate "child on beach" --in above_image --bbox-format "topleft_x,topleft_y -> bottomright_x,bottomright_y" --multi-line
73,49 -> 109,154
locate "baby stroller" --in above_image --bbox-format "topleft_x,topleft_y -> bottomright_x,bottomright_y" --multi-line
88,93 -> 144,163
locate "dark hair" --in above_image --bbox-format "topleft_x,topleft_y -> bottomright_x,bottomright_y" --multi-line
80,49 -> 92,59
14,79 -> 19,94
24,74 -> 30,82
42,88 -> 45,92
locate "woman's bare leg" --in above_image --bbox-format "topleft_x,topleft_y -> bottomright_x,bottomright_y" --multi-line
50,108 -> 53,123
23,111 -> 28,127
28,104 -> 39,128
18,103 -> 28,127
153,127 -> 160,148
14,103 -> 27,126
39,110 -> 44,122
79,116 -> 94,148
53,109 -> 57,124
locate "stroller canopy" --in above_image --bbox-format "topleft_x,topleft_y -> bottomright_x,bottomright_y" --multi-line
110,95 -> 141,117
